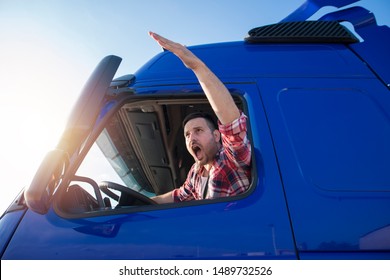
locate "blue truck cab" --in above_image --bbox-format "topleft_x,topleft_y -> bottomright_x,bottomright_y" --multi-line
1,0 -> 389,259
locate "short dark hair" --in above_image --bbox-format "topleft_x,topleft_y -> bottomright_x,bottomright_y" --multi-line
182,112 -> 217,131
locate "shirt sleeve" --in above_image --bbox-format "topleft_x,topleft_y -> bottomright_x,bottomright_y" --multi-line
218,112 -> 251,168
172,164 -> 197,202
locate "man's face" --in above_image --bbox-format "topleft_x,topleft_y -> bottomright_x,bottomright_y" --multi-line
184,117 -> 220,167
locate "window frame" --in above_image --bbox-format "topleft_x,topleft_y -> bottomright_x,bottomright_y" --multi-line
53,92 -> 257,219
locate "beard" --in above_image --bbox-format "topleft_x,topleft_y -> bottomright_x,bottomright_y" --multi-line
189,140 -> 219,167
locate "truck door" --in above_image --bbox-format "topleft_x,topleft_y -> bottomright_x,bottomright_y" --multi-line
3,83 -> 298,259
259,76 -> 390,259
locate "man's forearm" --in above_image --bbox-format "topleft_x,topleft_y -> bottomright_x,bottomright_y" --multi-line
151,190 -> 174,204
192,63 -> 240,124
149,32 -> 241,124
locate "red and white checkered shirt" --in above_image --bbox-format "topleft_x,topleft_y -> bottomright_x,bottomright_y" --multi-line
173,112 -> 251,202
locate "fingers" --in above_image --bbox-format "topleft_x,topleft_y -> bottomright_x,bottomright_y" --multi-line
148,31 -> 162,43
149,31 -> 166,49
148,31 -> 202,70
150,31 -> 186,53
149,31 -> 176,50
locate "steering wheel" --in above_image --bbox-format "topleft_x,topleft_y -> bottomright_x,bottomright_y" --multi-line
99,181 -> 156,206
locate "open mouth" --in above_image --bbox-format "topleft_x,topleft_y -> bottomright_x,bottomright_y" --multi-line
192,145 -> 202,159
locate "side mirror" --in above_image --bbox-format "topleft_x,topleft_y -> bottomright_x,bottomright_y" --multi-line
24,55 -> 122,215
24,149 -> 68,214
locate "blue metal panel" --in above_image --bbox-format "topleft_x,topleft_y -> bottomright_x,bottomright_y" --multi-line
134,42 -> 374,84
258,76 -> 390,257
4,199 -> 294,260
0,211 -> 25,257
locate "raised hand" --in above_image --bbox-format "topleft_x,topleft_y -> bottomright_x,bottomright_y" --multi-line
149,31 -> 204,70
149,31 -> 240,124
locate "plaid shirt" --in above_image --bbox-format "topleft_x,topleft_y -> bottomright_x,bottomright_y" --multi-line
173,112 -> 251,202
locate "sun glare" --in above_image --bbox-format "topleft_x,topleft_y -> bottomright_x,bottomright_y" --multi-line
0,36 -> 87,213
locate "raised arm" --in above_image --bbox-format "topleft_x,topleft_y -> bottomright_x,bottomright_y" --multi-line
149,32 -> 240,124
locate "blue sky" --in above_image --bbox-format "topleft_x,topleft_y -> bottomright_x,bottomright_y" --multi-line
0,0 -> 389,215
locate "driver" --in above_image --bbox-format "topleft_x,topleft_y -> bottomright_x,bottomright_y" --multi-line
149,32 -> 252,203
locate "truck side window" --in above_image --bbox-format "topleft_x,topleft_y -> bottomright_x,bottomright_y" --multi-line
58,96 -> 251,214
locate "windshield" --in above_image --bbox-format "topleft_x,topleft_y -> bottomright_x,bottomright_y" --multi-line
76,113 -> 157,208
96,129 -> 151,194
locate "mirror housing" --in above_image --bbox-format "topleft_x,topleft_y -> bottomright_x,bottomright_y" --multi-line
24,55 -> 122,215
24,149 -> 68,214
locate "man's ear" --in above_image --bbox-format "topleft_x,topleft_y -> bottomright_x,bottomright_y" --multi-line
213,129 -> 221,142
